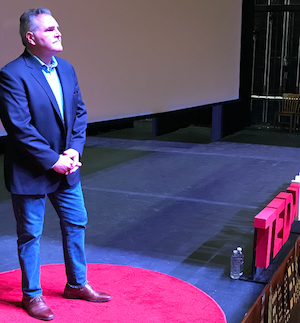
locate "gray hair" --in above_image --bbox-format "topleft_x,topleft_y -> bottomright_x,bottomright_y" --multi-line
19,8 -> 52,46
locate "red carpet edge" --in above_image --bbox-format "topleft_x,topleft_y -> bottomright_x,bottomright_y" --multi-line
0,263 -> 227,323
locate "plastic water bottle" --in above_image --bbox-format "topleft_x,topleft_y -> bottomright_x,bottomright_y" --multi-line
230,250 -> 240,279
237,247 -> 244,276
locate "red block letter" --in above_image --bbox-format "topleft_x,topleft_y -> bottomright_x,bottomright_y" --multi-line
266,198 -> 285,258
254,207 -> 277,268
277,192 -> 293,244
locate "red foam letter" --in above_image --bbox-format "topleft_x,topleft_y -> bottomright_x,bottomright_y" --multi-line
266,198 -> 285,258
287,183 -> 300,220
254,207 -> 277,268
277,192 -> 293,244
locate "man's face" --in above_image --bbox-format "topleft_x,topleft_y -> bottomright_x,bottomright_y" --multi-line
28,14 -> 63,55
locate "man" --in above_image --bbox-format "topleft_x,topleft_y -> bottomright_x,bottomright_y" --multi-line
0,8 -> 111,321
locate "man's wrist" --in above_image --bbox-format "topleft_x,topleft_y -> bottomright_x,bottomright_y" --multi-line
51,155 -> 60,169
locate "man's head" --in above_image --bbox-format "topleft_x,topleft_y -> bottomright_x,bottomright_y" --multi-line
20,8 -> 51,46
20,8 -> 63,63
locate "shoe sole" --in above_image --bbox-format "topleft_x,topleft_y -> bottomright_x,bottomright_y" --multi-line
62,293 -> 112,302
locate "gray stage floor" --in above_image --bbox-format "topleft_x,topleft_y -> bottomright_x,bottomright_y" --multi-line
1,121 -> 300,323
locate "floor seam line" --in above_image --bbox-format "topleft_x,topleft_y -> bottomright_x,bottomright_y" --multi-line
81,186 -> 257,210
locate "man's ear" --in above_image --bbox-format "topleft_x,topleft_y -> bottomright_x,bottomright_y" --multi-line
26,31 -> 35,46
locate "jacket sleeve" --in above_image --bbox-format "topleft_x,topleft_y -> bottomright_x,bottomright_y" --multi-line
0,69 -> 60,171
66,66 -> 87,157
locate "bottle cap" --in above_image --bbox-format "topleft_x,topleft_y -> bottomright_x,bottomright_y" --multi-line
237,247 -> 242,252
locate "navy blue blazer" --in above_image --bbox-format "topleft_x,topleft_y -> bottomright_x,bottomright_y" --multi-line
0,50 -> 87,194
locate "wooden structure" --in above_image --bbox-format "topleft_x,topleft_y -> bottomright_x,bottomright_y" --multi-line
242,237 -> 300,323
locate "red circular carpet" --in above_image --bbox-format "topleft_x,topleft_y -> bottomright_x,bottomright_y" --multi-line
0,264 -> 227,323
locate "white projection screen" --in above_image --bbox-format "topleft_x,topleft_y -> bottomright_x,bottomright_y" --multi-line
0,1 -> 242,135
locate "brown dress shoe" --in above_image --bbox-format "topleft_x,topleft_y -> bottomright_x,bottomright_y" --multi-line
22,296 -> 55,321
62,282 -> 112,302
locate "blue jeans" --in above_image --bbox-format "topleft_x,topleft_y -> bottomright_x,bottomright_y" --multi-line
11,180 -> 88,298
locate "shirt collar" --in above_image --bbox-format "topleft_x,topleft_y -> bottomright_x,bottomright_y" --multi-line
26,49 -> 58,73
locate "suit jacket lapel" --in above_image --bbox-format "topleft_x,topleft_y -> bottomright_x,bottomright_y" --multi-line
23,52 -> 65,128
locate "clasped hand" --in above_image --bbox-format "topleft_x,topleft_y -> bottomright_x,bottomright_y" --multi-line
52,148 -> 82,175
